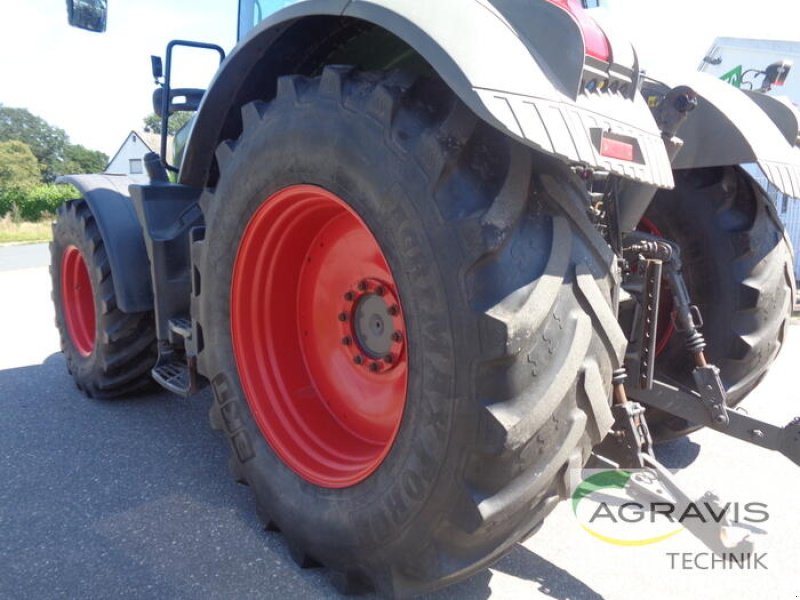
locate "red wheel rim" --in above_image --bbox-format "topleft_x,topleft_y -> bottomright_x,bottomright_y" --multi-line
231,185 -> 408,488
61,245 -> 96,357
638,217 -> 675,356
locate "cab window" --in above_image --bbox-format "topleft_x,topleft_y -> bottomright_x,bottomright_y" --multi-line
238,0 -> 305,39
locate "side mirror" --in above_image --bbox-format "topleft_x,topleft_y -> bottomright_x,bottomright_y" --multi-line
66,0 -> 107,33
151,56 -> 164,82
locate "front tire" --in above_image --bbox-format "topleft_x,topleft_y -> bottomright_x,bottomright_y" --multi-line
50,199 -> 157,398
195,67 -> 625,596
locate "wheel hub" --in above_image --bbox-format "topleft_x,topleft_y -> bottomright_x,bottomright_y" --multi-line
340,278 -> 405,372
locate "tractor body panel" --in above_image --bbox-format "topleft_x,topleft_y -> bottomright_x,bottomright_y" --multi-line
128,184 -> 204,343
179,0 -> 673,190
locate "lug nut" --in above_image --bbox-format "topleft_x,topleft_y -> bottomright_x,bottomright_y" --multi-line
369,362 -> 380,372
387,305 -> 399,316
358,280 -> 368,291
353,356 -> 363,365
338,312 -> 348,322
344,291 -> 355,301
392,331 -> 403,342
342,336 -> 352,346
384,354 -> 394,364
375,286 -> 386,296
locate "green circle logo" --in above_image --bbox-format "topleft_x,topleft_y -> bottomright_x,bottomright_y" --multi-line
572,470 -> 684,546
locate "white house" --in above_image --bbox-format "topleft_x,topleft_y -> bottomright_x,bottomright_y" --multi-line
105,131 -> 168,183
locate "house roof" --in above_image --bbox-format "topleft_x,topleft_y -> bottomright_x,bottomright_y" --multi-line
104,130 -> 173,172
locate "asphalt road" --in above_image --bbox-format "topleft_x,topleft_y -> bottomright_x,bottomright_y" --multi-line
1,243 -> 798,600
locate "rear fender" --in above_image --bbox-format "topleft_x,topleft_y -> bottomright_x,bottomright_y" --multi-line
650,72 -> 800,197
179,0 -> 672,190
744,91 -> 800,148
57,174 -> 153,313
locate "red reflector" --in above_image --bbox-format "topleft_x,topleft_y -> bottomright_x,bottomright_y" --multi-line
600,136 -> 635,161
545,0 -> 611,62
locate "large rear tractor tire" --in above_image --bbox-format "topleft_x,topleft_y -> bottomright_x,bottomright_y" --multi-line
50,199 -> 157,398
194,67 -> 626,597
632,166 -> 795,440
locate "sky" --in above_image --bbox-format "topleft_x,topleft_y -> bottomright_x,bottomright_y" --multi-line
0,0 -> 237,157
1,0 -> 799,158
593,0 -> 800,75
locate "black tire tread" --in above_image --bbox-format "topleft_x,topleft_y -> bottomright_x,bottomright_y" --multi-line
51,199 -> 156,399
198,67 -> 624,597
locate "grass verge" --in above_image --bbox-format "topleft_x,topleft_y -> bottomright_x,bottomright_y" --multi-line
0,216 -> 53,244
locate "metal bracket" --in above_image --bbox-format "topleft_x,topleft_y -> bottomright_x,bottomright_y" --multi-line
592,402 -> 755,555
639,259 -> 662,389
623,232 -> 708,360
603,227 -> 797,557
629,454 -> 754,555
692,365 -> 730,427
635,381 -> 800,468
591,402 -> 654,469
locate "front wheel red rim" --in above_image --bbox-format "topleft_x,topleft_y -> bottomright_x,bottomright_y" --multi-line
231,185 -> 408,488
61,245 -> 96,357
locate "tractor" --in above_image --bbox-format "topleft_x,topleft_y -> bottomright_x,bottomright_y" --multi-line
55,0 -> 800,596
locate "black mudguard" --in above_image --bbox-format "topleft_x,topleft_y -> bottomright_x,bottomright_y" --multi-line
57,174 -> 153,313
744,91 -> 800,148
648,71 -> 800,198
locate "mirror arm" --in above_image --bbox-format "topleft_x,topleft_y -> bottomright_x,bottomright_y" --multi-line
159,40 -> 226,174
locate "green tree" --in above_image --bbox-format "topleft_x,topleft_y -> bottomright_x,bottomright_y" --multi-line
143,111 -> 192,136
0,105 -> 68,182
63,143 -> 108,175
0,140 -> 42,189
